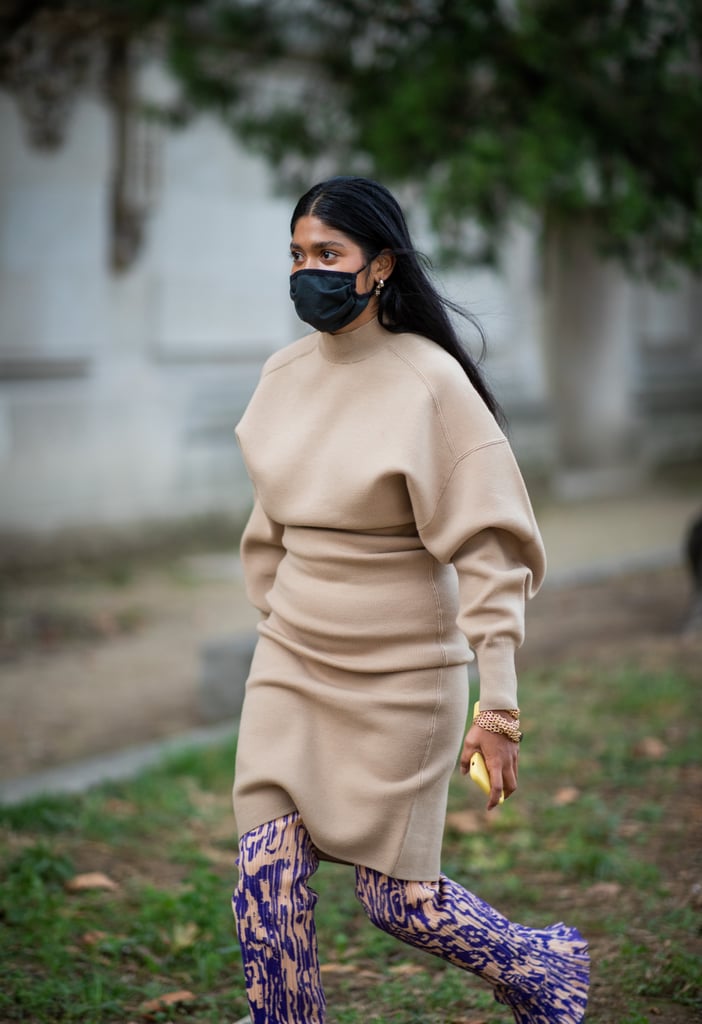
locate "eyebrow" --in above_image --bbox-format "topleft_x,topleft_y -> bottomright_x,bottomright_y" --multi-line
289,239 -> 349,251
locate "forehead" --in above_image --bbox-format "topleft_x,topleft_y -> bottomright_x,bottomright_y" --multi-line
290,215 -> 358,249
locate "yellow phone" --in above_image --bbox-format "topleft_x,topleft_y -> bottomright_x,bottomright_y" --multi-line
469,702 -> 504,804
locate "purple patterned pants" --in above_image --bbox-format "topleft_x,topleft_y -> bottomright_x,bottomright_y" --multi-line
232,812 -> 588,1024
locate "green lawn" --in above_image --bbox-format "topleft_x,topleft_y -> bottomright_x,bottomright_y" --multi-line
1,663 -> 700,1023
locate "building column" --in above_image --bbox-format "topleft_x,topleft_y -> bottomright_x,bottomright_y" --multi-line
542,220 -> 642,498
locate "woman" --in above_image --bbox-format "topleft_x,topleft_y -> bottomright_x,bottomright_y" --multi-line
232,176 -> 589,1023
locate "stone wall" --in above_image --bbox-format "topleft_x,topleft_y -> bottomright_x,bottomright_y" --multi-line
1,82 -> 700,553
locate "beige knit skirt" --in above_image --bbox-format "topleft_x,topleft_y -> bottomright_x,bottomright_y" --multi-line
232,630 -> 469,881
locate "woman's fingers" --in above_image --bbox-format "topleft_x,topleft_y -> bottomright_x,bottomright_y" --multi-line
461,725 -> 519,810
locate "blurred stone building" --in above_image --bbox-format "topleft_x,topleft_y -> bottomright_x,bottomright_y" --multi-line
1,72 -> 701,551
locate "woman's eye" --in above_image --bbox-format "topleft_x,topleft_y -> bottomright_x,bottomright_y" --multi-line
321,250 -> 337,261
290,251 -> 303,262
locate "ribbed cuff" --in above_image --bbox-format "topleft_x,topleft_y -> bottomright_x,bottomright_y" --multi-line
474,640 -> 519,710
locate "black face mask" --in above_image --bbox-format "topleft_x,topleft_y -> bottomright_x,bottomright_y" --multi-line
289,267 -> 374,334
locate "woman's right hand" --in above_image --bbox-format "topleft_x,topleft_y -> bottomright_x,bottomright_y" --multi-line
460,720 -> 520,810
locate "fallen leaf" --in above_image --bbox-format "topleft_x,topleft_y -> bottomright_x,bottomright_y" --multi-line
319,963 -> 358,974
80,930 -> 109,945
445,810 -> 482,834
103,798 -> 137,816
171,922 -> 199,952
585,881 -> 622,899
553,786 -> 580,806
65,872 -> 118,892
140,990 -> 196,1013
388,962 -> 424,975
633,736 -> 667,759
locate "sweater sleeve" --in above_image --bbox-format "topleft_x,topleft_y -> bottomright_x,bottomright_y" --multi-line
415,439 -> 546,710
239,491 -> 286,616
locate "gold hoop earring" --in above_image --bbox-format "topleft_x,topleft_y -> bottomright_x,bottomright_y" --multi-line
374,279 -> 385,297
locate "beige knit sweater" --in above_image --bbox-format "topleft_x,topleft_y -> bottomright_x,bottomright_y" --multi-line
236,316 -> 545,707
233,317 -> 546,877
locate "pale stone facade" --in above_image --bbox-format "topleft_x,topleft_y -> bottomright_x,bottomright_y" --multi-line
0,87 -> 700,544
0,92 -> 294,536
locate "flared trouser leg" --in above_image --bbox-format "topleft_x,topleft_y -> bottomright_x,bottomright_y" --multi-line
355,867 -> 589,1024
232,812 -> 326,1024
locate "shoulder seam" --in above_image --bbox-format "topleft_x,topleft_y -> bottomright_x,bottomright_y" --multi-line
263,341 -> 317,376
387,343 -> 457,458
417,438 -> 509,531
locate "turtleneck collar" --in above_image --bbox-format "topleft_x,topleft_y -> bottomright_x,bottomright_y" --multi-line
317,317 -> 390,364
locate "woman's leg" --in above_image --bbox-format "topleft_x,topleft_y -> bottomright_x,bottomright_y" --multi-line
233,812 -> 326,1024
355,867 -> 589,1024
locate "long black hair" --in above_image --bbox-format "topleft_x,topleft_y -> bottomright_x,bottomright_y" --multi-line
291,176 -> 504,426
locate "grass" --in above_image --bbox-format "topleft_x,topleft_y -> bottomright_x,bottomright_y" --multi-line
1,662 -> 700,1023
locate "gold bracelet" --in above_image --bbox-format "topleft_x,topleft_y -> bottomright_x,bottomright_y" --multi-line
474,710 -> 523,744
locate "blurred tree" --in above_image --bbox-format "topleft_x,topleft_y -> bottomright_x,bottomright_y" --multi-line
233,0 -> 702,280
2,0 -> 700,274
0,0 -> 285,269
2,0 -> 701,478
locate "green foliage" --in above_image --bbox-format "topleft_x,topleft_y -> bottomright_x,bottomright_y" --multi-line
3,0 -> 700,271
1,843 -> 75,927
0,793 -> 82,834
1,660 -> 700,1021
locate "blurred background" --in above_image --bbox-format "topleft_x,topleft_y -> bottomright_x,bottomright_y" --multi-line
1,1 -> 701,788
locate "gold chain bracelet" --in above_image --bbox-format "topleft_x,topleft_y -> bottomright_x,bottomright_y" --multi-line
474,709 -> 523,744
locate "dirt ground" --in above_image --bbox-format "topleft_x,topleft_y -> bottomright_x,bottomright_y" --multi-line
519,562 -> 702,675
0,553 -> 259,781
1,555 -> 700,783
1,558 -> 701,1022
